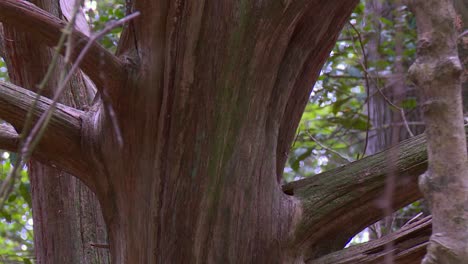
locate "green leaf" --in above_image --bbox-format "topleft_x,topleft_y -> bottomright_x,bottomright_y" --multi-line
19,183 -> 32,209
332,96 -> 352,114
0,210 -> 12,222
291,148 -> 313,171
401,98 -> 417,110
380,17 -> 394,27
7,194 -> 16,203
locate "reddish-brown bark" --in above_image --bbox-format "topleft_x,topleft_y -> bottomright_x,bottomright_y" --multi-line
4,0 -> 447,263
2,0 -> 455,262
1,1 -> 110,263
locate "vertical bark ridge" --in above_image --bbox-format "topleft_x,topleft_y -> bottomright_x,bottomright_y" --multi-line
84,1 -> 357,263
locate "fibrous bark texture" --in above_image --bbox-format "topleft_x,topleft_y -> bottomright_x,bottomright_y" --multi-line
8,0 -> 461,262
0,0 -> 359,262
408,0 -> 468,262
1,1 -> 110,263
2,0 -> 466,262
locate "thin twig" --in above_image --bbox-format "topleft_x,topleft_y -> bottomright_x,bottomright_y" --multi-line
0,10 -> 139,210
0,0 -> 83,210
306,131 -> 354,163
23,11 -> 140,157
402,212 -> 423,227
459,30 -> 468,38
348,22 -> 371,159
348,21 -> 415,145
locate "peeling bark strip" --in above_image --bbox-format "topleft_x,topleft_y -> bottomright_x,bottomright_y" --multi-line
408,0 -> 468,263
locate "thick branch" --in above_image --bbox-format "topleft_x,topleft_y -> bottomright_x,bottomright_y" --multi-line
0,0 -> 127,102
309,216 -> 431,264
284,132 -> 437,259
0,81 -> 96,189
0,123 -> 19,152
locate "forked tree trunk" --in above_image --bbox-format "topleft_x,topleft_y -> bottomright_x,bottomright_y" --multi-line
92,1 -> 357,262
0,0 -> 358,262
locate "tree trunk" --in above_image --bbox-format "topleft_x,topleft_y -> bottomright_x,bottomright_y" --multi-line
364,0 -> 425,241
92,1 -> 358,261
2,1 -> 109,263
93,1 -> 352,262
0,0 -> 375,263
408,0 -> 468,262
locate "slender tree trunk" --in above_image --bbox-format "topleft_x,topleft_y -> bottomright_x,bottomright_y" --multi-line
365,0 -> 394,157
409,0 -> 468,262
2,1 -> 109,263
365,0 -> 424,241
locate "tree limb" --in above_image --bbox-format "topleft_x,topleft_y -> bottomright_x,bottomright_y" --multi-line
0,81 -> 96,189
0,123 -> 19,152
309,216 -> 431,263
0,0 -> 127,103
283,132 -> 440,259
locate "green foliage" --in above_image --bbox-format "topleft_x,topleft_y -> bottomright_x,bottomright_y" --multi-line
1,54 -> 33,263
0,153 -> 34,263
284,1 -> 417,182
84,0 -> 125,52
0,58 -> 8,82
